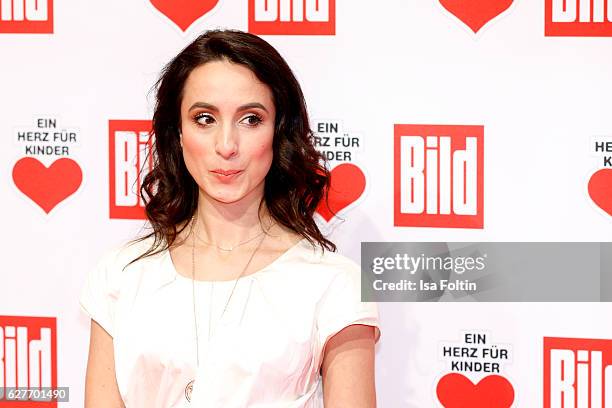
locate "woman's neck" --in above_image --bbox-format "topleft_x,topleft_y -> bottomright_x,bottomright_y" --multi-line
191,192 -> 274,250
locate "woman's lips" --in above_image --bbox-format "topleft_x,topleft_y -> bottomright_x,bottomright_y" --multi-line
211,169 -> 242,176
210,169 -> 243,182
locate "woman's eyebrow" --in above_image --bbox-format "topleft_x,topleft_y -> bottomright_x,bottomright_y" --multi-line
188,102 -> 269,113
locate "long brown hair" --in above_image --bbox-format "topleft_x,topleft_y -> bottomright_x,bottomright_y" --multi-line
124,29 -> 337,268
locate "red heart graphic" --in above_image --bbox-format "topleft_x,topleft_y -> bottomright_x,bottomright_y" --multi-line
436,373 -> 514,408
589,168 -> 612,216
12,157 -> 83,214
316,163 -> 366,222
439,0 -> 513,33
150,0 -> 219,32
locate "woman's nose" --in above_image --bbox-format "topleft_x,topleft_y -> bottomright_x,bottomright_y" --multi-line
215,123 -> 238,159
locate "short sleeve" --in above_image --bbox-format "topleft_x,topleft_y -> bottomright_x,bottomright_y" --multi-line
78,248 -> 122,338
315,260 -> 381,362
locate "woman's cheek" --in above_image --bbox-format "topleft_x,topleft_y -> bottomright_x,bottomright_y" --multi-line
183,138 -> 214,164
255,143 -> 274,168
184,134 -> 210,156
182,137 -> 210,179
256,142 -> 271,156
254,129 -> 274,158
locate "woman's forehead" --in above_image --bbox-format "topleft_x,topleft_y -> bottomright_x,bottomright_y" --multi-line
181,60 -> 274,111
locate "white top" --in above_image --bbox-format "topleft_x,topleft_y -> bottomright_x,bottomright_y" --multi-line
79,235 -> 381,407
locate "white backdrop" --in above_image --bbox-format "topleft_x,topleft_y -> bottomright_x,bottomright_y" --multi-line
2,0 -> 612,406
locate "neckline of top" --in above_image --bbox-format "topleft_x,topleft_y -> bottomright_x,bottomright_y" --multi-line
165,237 -> 311,284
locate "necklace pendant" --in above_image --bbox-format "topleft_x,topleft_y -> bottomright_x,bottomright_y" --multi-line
185,379 -> 194,402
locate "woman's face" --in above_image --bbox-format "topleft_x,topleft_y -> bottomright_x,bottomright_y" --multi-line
179,59 -> 276,206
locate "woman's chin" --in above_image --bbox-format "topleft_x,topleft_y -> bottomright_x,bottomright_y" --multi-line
204,189 -> 255,205
208,194 -> 242,204
199,180 -> 266,205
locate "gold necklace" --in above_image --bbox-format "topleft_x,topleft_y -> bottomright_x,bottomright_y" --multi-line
185,213 -> 268,403
195,226 -> 268,252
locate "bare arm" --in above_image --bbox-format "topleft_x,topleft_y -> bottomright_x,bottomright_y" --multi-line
84,319 -> 125,408
321,324 -> 377,407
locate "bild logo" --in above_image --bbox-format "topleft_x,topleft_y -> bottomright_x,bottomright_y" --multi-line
394,124 -> 484,229
0,0 -> 52,33
248,0 -> 335,35
544,337 -> 612,408
0,316 -> 57,407
545,0 -> 612,36
109,120 -> 153,220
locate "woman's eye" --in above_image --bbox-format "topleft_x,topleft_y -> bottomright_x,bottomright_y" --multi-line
242,114 -> 263,127
194,113 -> 215,126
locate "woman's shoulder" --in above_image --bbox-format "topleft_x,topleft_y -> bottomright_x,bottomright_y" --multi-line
95,234 -> 161,273
86,235 -> 171,301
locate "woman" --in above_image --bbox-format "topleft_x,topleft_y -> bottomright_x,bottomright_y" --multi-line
80,29 -> 381,407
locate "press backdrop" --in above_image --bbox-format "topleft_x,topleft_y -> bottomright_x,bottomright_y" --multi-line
2,0 -> 612,407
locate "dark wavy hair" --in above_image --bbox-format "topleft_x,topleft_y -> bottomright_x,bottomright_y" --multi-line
125,29 -> 337,267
